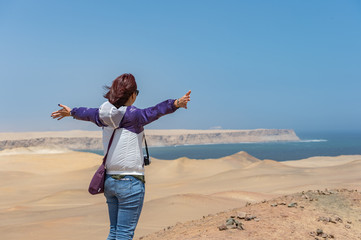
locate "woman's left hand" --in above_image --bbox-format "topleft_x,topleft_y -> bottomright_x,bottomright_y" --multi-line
175,90 -> 191,109
51,104 -> 72,120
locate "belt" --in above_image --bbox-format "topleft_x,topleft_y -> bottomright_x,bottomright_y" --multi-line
110,174 -> 145,183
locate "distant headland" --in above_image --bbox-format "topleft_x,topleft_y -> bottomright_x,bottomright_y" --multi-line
0,129 -> 300,150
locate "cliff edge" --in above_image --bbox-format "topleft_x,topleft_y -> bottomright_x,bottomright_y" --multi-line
0,129 -> 300,150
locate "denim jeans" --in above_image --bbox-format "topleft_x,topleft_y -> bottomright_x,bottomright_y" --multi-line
104,174 -> 145,240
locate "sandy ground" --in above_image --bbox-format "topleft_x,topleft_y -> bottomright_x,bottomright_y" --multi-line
141,189 -> 361,240
0,148 -> 360,240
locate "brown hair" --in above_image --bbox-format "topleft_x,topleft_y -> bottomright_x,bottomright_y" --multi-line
103,73 -> 137,108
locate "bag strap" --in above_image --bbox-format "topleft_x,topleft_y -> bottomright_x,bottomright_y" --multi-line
102,129 -> 117,165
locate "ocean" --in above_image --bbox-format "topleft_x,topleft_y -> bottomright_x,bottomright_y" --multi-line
84,131 -> 361,162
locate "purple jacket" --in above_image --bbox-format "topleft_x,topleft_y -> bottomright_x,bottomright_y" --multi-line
71,99 -> 178,132
70,99 -> 178,175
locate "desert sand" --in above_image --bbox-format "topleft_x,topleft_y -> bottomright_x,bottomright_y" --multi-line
0,147 -> 361,239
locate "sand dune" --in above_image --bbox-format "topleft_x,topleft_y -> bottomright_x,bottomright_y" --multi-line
282,155 -> 361,168
209,190 -> 273,201
0,148 -> 361,239
0,151 -> 101,174
141,193 -> 248,229
146,151 -> 259,185
0,130 -> 102,140
28,190 -> 92,209
0,146 -> 71,155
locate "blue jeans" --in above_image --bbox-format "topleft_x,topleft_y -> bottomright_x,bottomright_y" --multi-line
104,175 -> 145,240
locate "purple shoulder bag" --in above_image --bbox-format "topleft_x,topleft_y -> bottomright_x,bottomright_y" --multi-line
88,129 -> 117,195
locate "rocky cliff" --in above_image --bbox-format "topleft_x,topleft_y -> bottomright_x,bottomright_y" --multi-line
0,129 -> 300,150
144,129 -> 300,146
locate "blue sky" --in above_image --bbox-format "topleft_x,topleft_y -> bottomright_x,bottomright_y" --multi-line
0,0 -> 360,132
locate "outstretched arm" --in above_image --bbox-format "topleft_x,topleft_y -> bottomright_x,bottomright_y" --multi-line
51,90 -> 191,128
51,104 -> 106,127
137,90 -> 192,126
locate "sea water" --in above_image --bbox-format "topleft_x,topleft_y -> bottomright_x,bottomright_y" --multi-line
83,131 -> 361,162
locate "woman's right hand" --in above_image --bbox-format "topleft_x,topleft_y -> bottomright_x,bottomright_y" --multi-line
51,104 -> 72,120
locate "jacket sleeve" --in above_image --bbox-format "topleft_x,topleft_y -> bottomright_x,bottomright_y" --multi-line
70,107 -> 107,127
136,99 -> 178,126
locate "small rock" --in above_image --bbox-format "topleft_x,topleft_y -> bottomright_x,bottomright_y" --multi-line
288,202 -> 298,208
225,218 -> 244,230
245,215 -> 256,221
321,233 -> 328,238
316,229 -> 323,235
271,203 -> 278,207
329,218 -> 337,224
347,220 -> 352,224
278,202 -> 286,205
226,218 -> 235,226
218,224 -> 227,231
318,216 -> 337,224
254,218 -> 260,222
345,224 -> 351,229
246,202 -> 251,206
237,212 -> 247,219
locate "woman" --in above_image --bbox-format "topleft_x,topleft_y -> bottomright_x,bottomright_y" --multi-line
51,73 -> 191,240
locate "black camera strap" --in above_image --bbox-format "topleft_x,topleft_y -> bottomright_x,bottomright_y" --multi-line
144,134 -> 149,159
143,133 -> 150,166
